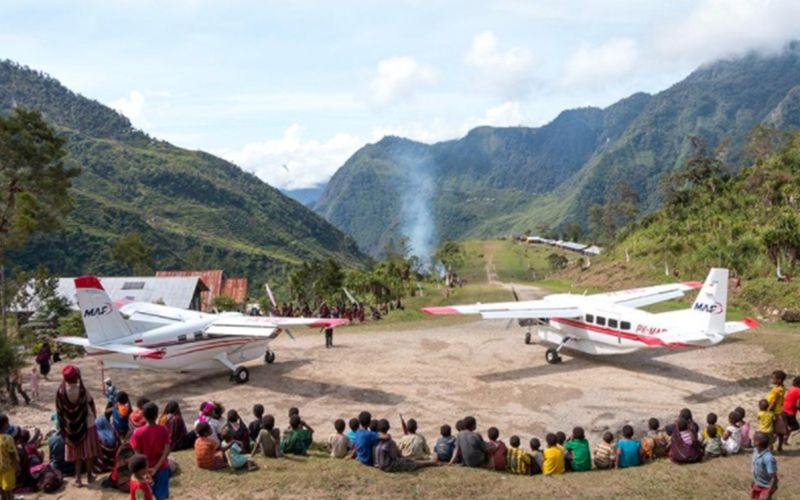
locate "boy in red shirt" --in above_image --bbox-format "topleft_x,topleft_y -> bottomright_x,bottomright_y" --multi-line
128,454 -> 153,500
130,403 -> 171,500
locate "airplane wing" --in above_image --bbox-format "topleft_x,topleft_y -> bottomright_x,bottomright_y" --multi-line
589,281 -> 703,308
117,301 -> 213,325
56,336 -> 165,359
422,299 -> 582,320
204,315 -> 348,337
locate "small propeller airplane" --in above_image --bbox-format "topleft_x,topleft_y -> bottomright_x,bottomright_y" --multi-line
56,276 -> 348,383
422,268 -> 758,364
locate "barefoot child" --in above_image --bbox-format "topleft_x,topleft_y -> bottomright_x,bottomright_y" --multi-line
757,399 -> 775,449
767,370 -> 788,452
751,432 -> 778,499
29,368 -> 40,402
222,429 -> 258,472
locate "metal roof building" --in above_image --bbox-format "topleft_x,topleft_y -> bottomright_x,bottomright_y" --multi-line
155,270 -> 248,311
52,276 -> 208,311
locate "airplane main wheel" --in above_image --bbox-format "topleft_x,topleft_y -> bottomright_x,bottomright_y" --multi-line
233,366 -> 250,384
545,348 -> 562,364
265,351 -> 276,364
525,332 -> 532,345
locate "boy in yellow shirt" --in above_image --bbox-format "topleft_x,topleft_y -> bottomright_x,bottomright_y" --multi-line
0,415 -> 20,500
757,399 -> 775,447
543,433 -> 565,475
767,370 -> 787,452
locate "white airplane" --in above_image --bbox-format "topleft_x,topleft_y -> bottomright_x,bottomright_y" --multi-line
422,268 -> 758,364
56,276 -> 348,383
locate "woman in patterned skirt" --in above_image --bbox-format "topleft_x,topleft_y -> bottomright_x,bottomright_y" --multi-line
55,365 -> 100,487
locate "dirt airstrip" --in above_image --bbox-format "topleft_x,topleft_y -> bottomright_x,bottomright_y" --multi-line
10,317 -> 771,444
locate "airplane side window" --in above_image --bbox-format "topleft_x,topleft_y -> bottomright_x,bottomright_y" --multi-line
194,332 -> 203,340
177,334 -> 187,342
585,314 -> 594,323
596,316 -> 606,326
608,319 -> 618,328
621,321 -> 631,330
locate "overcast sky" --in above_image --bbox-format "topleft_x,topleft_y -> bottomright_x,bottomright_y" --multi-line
2,0 -> 800,189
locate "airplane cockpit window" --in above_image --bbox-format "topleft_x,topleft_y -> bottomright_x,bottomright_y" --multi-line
621,321 -> 631,330
596,316 -> 606,326
608,319 -> 618,328
585,314 -> 594,323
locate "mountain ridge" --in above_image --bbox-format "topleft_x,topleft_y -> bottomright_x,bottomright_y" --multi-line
1,60 -> 364,285
315,43 -> 800,258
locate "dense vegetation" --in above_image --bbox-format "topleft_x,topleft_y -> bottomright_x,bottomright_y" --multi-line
581,130 -> 800,313
0,60 -> 364,290
316,43 -> 800,257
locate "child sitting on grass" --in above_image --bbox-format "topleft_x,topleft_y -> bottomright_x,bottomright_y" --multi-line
722,411 -> 742,455
398,419 -> 431,461
374,419 -> 438,473
281,415 -> 314,456
543,433 -> 565,475
222,429 -> 258,472
194,422 -> 226,471
703,425 -> 723,458
735,406 -> 752,449
252,415 -> 281,459
528,438 -> 543,475
757,399 -> 775,449
485,427 -> 507,471
751,432 -> 778,500
565,427 -> 591,472
505,435 -> 530,475
346,418 -> 359,444
704,413 -> 724,441
643,418 -> 669,459
128,454 -> 154,500
434,425 -> 456,463
616,425 -> 642,468
327,419 -> 352,459
248,404 -> 264,442
593,432 -> 615,470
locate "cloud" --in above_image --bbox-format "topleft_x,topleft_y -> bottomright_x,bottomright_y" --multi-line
221,124 -> 363,190
656,0 -> 800,64
561,38 -> 639,88
369,56 -> 439,106
111,90 -> 146,125
464,31 -> 535,97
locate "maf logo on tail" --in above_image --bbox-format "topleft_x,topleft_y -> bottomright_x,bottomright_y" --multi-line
693,302 -> 724,314
84,303 -> 112,318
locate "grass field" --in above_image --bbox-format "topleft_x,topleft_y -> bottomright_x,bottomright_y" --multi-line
157,440 -> 800,500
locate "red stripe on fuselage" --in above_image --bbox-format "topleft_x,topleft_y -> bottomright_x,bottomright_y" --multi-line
550,318 -> 690,348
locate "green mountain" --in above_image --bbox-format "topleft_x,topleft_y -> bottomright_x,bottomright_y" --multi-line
1,60 -> 364,284
315,43 -> 800,258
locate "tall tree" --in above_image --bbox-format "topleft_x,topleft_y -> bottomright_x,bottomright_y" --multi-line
0,108 -> 77,335
112,232 -> 154,275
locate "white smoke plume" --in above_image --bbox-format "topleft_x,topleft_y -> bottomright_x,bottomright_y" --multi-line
396,151 -> 438,270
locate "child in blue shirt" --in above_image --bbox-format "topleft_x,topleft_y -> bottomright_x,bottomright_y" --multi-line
616,425 -> 643,468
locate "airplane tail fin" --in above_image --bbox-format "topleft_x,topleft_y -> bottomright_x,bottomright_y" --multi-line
74,276 -> 132,344
690,268 -> 729,335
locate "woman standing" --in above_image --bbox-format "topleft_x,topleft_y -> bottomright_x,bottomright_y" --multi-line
35,342 -> 52,379
55,365 -> 100,487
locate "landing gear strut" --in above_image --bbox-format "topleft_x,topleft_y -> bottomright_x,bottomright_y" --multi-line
545,337 -> 571,364
524,331 -> 532,345
545,348 -> 561,364
264,350 -> 276,364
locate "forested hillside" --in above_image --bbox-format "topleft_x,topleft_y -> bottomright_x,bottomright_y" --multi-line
316,43 -> 800,258
573,130 -> 800,313
0,60 -> 364,282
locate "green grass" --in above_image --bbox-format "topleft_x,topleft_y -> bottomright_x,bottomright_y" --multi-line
157,442 -> 800,499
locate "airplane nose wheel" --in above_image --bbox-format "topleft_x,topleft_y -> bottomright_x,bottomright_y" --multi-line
232,366 -> 250,384
545,348 -> 562,364
264,350 -> 276,364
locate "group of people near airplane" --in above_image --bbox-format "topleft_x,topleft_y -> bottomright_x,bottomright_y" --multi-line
1,366 -> 798,500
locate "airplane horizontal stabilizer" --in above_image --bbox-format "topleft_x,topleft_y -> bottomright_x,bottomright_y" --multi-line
56,336 -> 165,359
